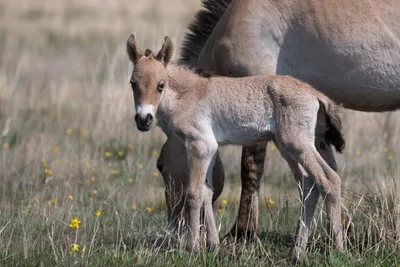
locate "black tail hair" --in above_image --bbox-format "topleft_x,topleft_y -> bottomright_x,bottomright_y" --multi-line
318,99 -> 345,153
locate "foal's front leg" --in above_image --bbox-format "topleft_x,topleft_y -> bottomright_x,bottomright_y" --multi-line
185,138 -> 218,253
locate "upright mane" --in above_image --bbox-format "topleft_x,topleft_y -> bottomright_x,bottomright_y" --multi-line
178,0 -> 233,68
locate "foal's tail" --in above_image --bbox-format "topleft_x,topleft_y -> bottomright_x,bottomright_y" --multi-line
318,97 -> 345,153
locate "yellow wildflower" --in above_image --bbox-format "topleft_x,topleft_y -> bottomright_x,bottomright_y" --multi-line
41,158 -> 47,167
153,172 -> 159,177
270,144 -> 276,151
66,128 -> 72,135
80,128 -> 87,136
69,217 -> 80,229
68,195 -> 74,201
47,199 -> 56,206
152,149 -> 159,157
53,146 -> 59,153
104,151 -> 111,157
103,201 -> 108,206
221,199 -> 228,206
267,198 -> 275,206
218,209 -> 224,214
70,243 -> 79,252
88,197 -> 93,202
92,190 -> 98,195
3,143 -> 9,149
383,147 -> 389,153
44,169 -> 52,176
388,155 -> 393,161
111,169 -> 119,175
131,204 -> 137,210
137,163 -> 143,169
128,178 -> 134,183
95,209 -> 101,217
146,207 -> 153,214
118,151 -> 124,157
90,176 -> 96,182
128,144 -> 134,150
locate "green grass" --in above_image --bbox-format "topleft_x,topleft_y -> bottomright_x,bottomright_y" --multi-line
2,204 -> 400,267
1,0 -> 400,266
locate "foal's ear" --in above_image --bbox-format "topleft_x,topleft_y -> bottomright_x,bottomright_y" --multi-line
126,34 -> 143,63
156,36 -> 173,66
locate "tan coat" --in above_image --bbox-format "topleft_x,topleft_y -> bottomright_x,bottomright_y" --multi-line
126,35 -> 347,262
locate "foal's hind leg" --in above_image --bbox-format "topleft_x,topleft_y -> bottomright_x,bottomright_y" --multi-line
276,136 -> 344,263
316,139 -> 352,248
274,142 -> 320,263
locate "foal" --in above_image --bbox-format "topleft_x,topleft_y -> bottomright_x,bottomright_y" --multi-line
127,35 -> 346,262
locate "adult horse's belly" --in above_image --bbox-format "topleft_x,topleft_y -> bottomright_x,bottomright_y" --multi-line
276,5 -> 400,112
198,0 -> 400,112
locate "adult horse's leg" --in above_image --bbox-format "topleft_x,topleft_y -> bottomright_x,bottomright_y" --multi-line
224,144 -> 267,240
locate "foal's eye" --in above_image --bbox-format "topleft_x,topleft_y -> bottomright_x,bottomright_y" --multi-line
130,80 -> 137,90
158,80 -> 165,91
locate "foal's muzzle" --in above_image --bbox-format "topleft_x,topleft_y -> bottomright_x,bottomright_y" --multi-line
135,113 -> 153,131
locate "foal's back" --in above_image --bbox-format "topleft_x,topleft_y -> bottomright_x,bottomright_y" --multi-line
203,74 -> 323,146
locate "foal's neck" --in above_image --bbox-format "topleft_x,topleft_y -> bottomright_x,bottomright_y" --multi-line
166,64 -> 209,95
156,64 -> 209,133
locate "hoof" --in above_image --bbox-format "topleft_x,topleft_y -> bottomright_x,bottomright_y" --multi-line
185,242 -> 200,255
222,227 -> 256,243
290,246 -> 307,265
206,239 -> 220,252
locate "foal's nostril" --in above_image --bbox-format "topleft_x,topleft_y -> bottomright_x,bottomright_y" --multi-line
135,114 -> 141,123
146,114 -> 153,125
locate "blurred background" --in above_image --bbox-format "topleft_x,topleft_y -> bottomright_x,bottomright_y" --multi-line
0,0 -> 400,263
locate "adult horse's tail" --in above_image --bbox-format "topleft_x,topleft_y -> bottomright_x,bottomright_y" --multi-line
178,0 -> 233,67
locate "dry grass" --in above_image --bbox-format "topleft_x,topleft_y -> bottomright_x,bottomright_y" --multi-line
1,0 -> 400,265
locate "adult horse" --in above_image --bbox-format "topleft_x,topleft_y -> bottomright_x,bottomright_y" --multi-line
157,0 -> 400,257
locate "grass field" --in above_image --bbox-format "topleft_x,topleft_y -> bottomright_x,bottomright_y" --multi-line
1,1 -> 400,266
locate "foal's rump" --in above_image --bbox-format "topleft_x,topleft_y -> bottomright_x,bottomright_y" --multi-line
269,77 -> 345,154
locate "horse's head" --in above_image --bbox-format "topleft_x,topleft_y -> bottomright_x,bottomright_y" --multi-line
126,34 -> 173,131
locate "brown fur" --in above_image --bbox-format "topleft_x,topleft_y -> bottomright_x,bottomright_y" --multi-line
126,35 -> 347,259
